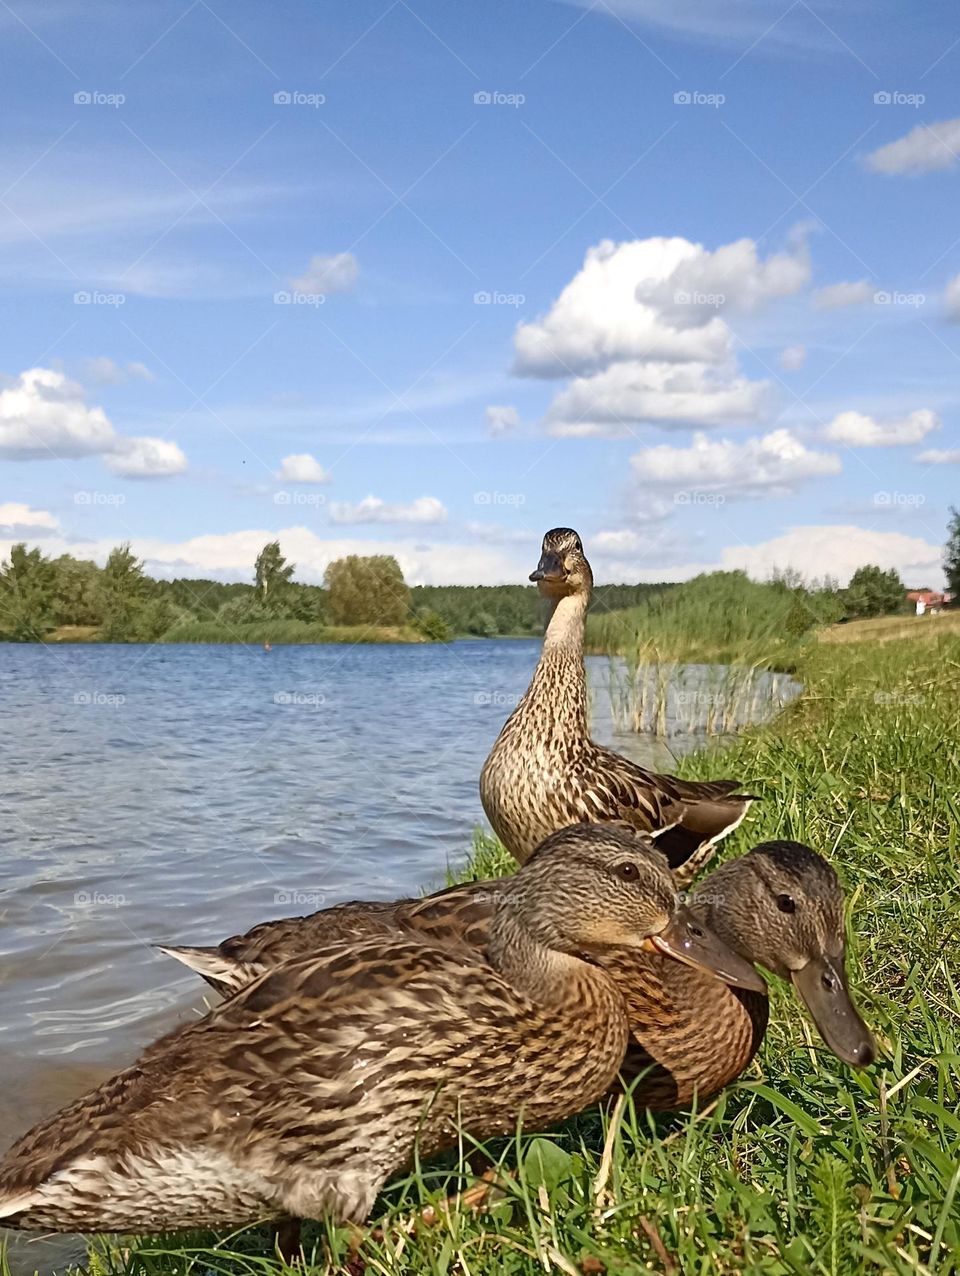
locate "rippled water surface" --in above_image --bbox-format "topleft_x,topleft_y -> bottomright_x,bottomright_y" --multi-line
0,639 -> 794,1272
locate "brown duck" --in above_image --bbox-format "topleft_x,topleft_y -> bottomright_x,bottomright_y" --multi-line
161,838 -> 874,1109
480,527 -> 756,878
0,826 -> 752,1234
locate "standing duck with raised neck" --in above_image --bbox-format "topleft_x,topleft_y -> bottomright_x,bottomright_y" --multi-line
480,527 -> 756,878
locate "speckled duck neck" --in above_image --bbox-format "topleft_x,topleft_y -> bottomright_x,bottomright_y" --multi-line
522,589 -> 591,736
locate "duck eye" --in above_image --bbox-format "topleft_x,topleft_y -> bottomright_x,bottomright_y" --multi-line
616,861 -> 640,882
776,894 -> 796,913
821,971 -> 838,992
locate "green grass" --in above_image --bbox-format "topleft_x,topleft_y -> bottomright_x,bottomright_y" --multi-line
8,635 -> 959,1275
157,620 -> 426,645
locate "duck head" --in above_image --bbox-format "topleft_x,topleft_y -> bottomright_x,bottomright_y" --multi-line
530,528 -> 594,600
510,824 -> 765,991
692,841 -> 876,1067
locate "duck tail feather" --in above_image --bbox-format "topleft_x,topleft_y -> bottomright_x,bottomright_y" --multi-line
154,944 -> 255,996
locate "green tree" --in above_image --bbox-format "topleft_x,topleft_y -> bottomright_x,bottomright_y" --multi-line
0,543 -> 57,640
254,541 -> 295,612
944,506 -> 960,596
325,555 -> 410,626
98,544 -> 150,642
52,555 -> 104,627
414,608 -> 453,642
842,565 -> 905,619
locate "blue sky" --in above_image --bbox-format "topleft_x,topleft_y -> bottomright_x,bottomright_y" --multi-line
1,0 -> 959,586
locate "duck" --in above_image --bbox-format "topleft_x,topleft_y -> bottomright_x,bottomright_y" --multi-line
479,527 -> 756,879
159,836 -> 874,1109
0,826 -> 754,1235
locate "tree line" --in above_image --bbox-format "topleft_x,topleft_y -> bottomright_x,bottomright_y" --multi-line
1,517 -> 957,644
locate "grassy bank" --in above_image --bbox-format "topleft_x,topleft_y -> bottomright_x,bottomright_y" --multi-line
16,635 -> 960,1275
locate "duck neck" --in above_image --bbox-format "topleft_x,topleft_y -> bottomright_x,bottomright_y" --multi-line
488,909 -> 601,1011
524,590 -> 590,733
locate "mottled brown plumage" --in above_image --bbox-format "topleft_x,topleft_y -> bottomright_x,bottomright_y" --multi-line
159,839 -> 873,1110
479,528 -> 756,878
0,826 -> 750,1235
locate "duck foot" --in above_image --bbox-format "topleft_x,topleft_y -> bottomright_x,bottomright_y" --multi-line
273,1217 -> 302,1263
418,1167 -> 511,1225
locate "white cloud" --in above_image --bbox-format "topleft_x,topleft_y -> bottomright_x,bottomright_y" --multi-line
0,368 -> 116,458
944,272 -> 960,321
824,408 -> 939,447
721,525 -> 943,587
83,357 -> 155,385
0,528 -> 529,588
512,235 -> 805,436
916,448 -> 960,464
106,436 -> 187,478
0,502 -> 59,534
291,252 -> 358,296
865,118 -> 960,176
0,367 -> 184,476
780,344 -> 807,371
485,404 -> 521,435
635,236 -> 809,325
328,495 -> 447,525
275,453 -> 330,484
544,359 -> 771,436
813,279 -> 874,310
629,428 -> 840,496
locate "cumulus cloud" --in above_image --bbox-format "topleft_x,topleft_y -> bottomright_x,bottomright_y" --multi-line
629,428 -> 840,497
83,357 -> 155,385
722,525 -> 943,587
0,502 -> 59,535
813,280 -> 874,310
511,235 -> 806,435
0,367 -> 185,477
327,495 -> 447,525
544,360 -> 771,436
824,408 -> 939,447
780,344 -> 807,371
485,404 -> 521,435
291,251 -> 358,296
106,437 -> 187,478
865,118 -> 960,176
275,453 -> 330,484
916,448 -> 960,464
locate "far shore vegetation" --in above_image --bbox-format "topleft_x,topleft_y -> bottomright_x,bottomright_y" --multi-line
1,506 -> 958,652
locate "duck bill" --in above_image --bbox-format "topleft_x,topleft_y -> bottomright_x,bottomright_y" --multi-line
644,905 -> 766,993
529,551 -> 564,583
790,955 -> 877,1067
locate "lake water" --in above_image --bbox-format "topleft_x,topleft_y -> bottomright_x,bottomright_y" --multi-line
0,640 -> 795,1271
